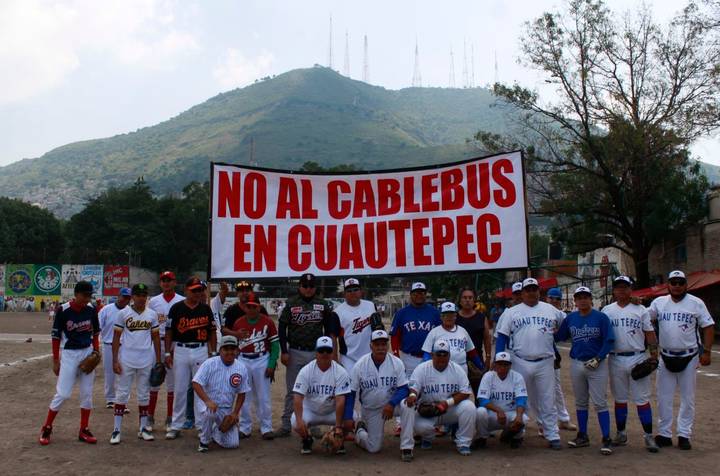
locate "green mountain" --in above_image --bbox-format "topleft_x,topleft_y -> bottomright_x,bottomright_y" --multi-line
1,66 -> 717,218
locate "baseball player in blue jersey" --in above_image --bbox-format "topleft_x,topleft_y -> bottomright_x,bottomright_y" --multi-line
555,286 -> 615,455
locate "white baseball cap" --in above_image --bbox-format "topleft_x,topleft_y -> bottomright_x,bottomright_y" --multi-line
522,277 -> 539,289
574,286 -> 592,296
344,278 -> 361,290
440,302 -> 457,313
495,351 -> 512,363
433,339 -> 450,353
511,282 -> 523,293
668,270 -> 686,280
220,335 -> 238,348
371,330 -> 389,341
411,282 -> 427,292
315,336 -> 334,350
613,276 -> 633,286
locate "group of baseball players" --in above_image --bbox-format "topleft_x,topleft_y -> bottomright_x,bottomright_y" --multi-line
38,269 -> 714,461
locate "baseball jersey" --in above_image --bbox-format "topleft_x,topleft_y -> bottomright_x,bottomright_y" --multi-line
647,294 -> 715,351
232,315 -> 279,355
149,292 -> 184,337
477,369 -> 528,412
114,305 -> 159,368
409,360 -> 471,404
390,304 -> 441,354
350,352 -> 408,410
293,360 -> 351,415
193,356 -> 251,408
223,302 -> 269,330
279,295 -> 334,351
98,302 -> 126,344
421,325 -> 476,366
167,301 -> 216,343
602,302 -> 653,352
333,299 -> 377,361
556,309 -> 615,361
51,301 -> 100,349
496,302 -> 564,360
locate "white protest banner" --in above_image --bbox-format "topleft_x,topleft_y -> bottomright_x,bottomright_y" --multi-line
209,151 -> 528,279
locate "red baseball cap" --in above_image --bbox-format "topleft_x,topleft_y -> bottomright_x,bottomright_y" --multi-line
160,271 -> 176,280
245,292 -> 261,307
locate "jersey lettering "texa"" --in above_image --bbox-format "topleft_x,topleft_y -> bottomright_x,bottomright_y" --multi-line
390,304 -> 441,354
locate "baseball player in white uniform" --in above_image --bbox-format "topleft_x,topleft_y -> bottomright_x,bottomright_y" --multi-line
109,283 -> 161,444
343,330 -> 409,455
475,352 -> 529,448
98,287 -> 131,408
333,278 -> 381,375
602,276 -> 660,452
292,336 -> 352,455
192,335 -> 251,452
147,270 -> 184,431
496,277 -> 565,450
422,302 -> 484,373
647,270 -> 714,450
399,339 -> 476,460
545,287 -> 577,433
493,282 -> 522,340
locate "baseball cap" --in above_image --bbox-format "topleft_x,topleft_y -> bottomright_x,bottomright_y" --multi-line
245,292 -> 261,307
574,286 -> 592,296
547,287 -> 562,299
440,302 -> 457,313
315,336 -> 333,350
371,330 -> 389,341
495,351 -> 512,363
522,277 -> 539,289
235,280 -> 252,291
185,276 -> 206,291
344,278 -> 361,290
159,271 -> 176,281
433,339 -> 450,354
613,276 -> 633,286
411,282 -> 427,292
74,281 -> 93,295
220,335 -> 238,348
299,273 -> 316,287
511,282 -> 523,293
668,270 -> 686,281
131,283 -> 149,295
118,287 -> 132,297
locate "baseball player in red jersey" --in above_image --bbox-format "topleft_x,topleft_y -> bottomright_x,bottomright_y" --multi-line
39,281 -> 101,445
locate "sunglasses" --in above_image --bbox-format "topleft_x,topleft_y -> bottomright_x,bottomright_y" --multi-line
669,280 -> 686,286
301,284 -> 316,289
317,348 -> 333,354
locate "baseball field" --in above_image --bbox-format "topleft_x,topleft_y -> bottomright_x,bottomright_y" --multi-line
2,311 -> 718,475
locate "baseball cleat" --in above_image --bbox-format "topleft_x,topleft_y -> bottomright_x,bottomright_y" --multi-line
549,439 -> 562,450
105,402 -> 114,409
165,429 -> 180,440
559,421 -> 578,431
355,421 -> 368,433
457,445 -> 471,456
644,433 -> 659,453
420,439 -> 432,450
510,437 -> 523,449
145,416 -> 154,432
261,431 -> 275,440
336,445 -> 346,455
568,433 -> 590,448
78,428 -> 97,444
138,428 -> 154,441
401,449 -> 414,462
181,419 -> 194,430
600,438 -> 613,455
612,430 -> 628,446
109,431 -> 121,445
301,437 -> 313,455
39,425 -> 52,445
239,431 -> 251,439
197,442 -> 209,453
677,437 -> 692,450
654,435 -> 673,447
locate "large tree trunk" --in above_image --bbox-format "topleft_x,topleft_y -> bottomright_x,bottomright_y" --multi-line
633,248 -> 651,288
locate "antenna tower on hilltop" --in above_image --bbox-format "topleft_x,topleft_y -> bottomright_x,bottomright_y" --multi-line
343,30 -> 350,77
471,43 -> 475,88
328,15 -> 333,69
462,39 -> 469,88
363,35 -> 370,83
412,39 -> 422,87
449,48 -> 456,88
494,50 -> 499,84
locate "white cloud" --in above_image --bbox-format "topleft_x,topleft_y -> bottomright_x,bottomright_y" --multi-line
212,48 -> 274,90
0,0 -> 199,106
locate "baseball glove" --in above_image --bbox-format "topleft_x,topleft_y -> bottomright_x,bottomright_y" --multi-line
416,401 -> 448,418
78,351 -> 101,374
218,414 -> 237,433
370,312 -> 385,331
321,429 -> 344,454
149,362 -> 166,387
631,358 -> 658,380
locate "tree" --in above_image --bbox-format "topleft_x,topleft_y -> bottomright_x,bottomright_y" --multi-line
0,197 -> 64,263
475,0 -> 719,286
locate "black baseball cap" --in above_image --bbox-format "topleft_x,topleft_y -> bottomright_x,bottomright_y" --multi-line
74,281 -> 93,295
235,280 -> 252,291
185,276 -> 207,291
299,273 -> 316,287
131,283 -> 149,295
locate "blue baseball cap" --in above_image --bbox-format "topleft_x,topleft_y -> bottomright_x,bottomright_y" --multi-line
547,288 -> 562,299
119,287 -> 132,297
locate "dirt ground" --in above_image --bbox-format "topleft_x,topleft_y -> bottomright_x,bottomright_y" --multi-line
1,311 -> 719,475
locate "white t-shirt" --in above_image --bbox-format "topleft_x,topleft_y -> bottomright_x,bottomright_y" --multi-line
350,353 -> 408,410
98,303 -> 125,344
647,294 -> 715,351
335,299 -> 377,362
477,369 -> 528,413
421,325 -> 475,367
293,360 -> 351,415
409,360 -> 471,404
193,356 -> 251,409
602,302 -> 654,352
114,305 -> 159,369
496,302 -> 565,360
148,292 -> 184,337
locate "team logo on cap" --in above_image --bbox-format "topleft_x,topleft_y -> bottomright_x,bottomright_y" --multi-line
433,339 -> 450,353
511,282 -> 523,293
440,302 -> 456,313
230,373 -> 242,388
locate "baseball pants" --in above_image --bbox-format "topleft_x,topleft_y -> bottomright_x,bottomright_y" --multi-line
609,353 -> 651,405
475,408 -> 529,439
115,363 -> 152,405
239,354 -> 273,435
49,347 -> 95,411
291,404 -> 337,429
151,340 -> 174,393
102,343 -> 119,403
533,368 -> 572,425
398,399 -> 475,450
281,349 -> 315,432
512,356 -> 559,441
396,353 -> 422,427
170,345 -> 207,431
355,406 -> 400,453
657,354 -> 698,439
198,405 -> 239,448
570,358 -> 609,412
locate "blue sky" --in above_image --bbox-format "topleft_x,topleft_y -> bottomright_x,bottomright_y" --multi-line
1,0 -> 717,167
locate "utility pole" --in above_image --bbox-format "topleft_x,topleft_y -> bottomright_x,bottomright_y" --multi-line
363,35 -> 370,83
412,39 -> 422,87
343,30 -> 350,77
449,47 -> 456,88
328,15 -> 333,69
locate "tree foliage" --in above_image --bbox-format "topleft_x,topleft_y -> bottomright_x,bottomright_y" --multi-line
0,197 -> 65,263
